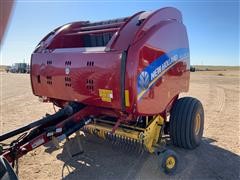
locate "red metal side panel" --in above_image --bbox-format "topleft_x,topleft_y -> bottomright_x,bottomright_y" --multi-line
133,7 -> 182,43
127,20 -> 190,115
31,50 -> 122,109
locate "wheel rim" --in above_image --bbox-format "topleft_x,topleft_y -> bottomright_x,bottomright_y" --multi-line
195,113 -> 201,135
166,156 -> 175,169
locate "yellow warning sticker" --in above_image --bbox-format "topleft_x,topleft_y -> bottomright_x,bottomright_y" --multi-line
125,90 -> 130,107
99,89 -> 113,102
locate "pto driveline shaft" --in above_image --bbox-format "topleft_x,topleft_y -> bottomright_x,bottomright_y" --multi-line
0,105 -> 73,142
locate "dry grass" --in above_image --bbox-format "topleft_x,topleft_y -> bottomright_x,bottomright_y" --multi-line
193,65 -> 240,71
0,70 -> 239,179
0,65 -> 10,72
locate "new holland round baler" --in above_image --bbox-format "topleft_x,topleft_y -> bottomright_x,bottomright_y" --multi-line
0,7 -> 204,178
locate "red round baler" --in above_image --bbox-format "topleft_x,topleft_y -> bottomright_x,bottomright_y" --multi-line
0,7 -> 204,176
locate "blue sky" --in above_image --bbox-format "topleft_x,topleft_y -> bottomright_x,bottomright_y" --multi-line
0,0 -> 239,66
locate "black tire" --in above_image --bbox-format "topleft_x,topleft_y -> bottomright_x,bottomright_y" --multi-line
169,97 -> 204,149
159,149 -> 178,174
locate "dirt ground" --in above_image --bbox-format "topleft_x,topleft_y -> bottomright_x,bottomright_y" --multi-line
0,70 -> 239,180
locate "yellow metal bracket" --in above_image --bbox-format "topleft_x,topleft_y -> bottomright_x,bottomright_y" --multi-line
142,115 -> 164,153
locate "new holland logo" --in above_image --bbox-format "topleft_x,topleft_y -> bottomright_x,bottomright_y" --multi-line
138,71 -> 150,90
65,67 -> 70,75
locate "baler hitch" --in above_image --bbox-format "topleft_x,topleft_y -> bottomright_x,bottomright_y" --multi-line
0,103 -> 95,175
0,104 -> 74,142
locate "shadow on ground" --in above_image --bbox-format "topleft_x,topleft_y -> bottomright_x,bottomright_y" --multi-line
44,136 -> 240,180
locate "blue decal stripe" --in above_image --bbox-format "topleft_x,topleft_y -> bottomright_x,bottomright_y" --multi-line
137,48 -> 189,100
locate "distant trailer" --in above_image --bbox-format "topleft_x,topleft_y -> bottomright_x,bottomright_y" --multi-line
10,63 -> 28,73
190,66 -> 196,72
